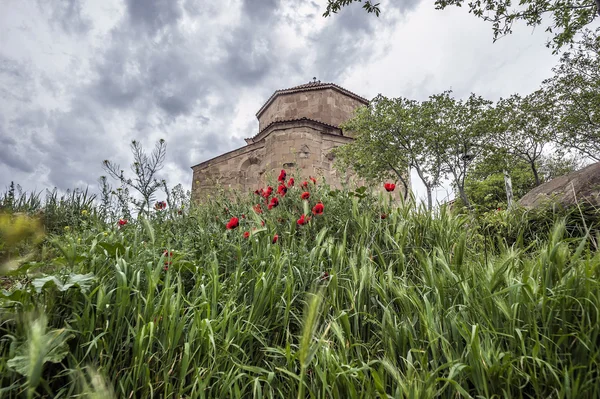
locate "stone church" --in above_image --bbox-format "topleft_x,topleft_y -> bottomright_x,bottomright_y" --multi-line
190,80 -> 376,201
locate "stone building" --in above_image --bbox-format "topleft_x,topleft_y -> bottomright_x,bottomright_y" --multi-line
190,81 -> 396,201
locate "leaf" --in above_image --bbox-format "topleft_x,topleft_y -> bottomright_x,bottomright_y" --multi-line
98,242 -> 126,258
32,273 -> 95,294
7,317 -> 72,390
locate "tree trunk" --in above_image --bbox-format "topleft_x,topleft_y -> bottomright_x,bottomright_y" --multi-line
503,169 -> 514,209
458,185 -> 471,209
389,164 -> 411,201
531,163 -> 541,186
426,185 -> 433,211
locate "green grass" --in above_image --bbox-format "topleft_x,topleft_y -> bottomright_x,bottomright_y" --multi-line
1,181 -> 600,398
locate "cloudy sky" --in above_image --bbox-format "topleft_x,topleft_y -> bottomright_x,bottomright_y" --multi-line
0,0 -> 589,204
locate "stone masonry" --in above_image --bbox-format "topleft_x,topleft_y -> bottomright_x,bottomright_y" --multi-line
190,81 -> 407,202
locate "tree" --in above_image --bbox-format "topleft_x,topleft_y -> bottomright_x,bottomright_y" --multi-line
456,151 -> 580,211
544,28 -> 600,160
323,0 -> 599,50
427,91 -> 492,209
338,95 -> 446,211
458,153 -> 538,211
491,92 -> 553,187
103,139 -> 167,216
335,97 -> 411,198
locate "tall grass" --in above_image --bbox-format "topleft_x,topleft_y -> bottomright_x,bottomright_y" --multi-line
1,181 -> 600,398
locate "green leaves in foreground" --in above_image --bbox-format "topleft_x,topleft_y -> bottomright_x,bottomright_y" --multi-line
7,316 -> 72,398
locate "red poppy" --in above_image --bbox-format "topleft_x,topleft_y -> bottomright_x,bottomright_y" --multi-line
384,183 -> 395,192
263,186 -> 273,199
297,214 -> 310,226
118,219 -> 128,226
497,207 -> 502,211
163,250 -> 173,257
255,188 -> 263,196
277,184 -> 287,196
312,202 -> 324,215
261,220 -> 265,226
177,209 -> 183,215
242,214 -> 246,219
253,204 -> 262,214
278,170 -> 287,182
301,191 -> 310,200
155,201 -> 167,210
380,214 -> 387,219
268,197 -> 279,210
226,217 -> 239,230
320,271 -> 330,281
310,176 -> 317,184
243,231 -> 250,239
301,181 -> 308,188
287,178 -> 294,187
272,234 -> 279,244
163,265 -> 169,271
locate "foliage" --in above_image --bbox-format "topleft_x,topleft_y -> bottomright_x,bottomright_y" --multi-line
323,0 -> 381,17
337,94 -> 448,211
428,91 -> 492,209
455,155 -> 538,212
2,173 -> 600,398
334,96 -> 412,198
544,28 -> 600,160
337,91 -> 492,210
103,139 -> 168,216
489,92 -> 554,187
454,152 -> 581,213
323,0 -> 599,50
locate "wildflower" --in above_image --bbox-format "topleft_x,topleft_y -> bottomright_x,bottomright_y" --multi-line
226,217 -> 239,230
301,191 -> 310,200
255,189 -> 262,196
263,186 -> 273,199
320,271 -> 330,281
242,214 -> 246,219
163,250 -> 173,257
312,202 -> 324,215
253,204 -> 263,214
118,219 -> 128,226
64,226 -> 70,231
297,214 -> 310,226
81,209 -> 88,216
278,169 -> 287,182
301,181 -> 308,188
287,177 -> 295,187
177,209 -> 183,215
243,231 -> 250,239
155,201 -> 167,210
163,264 -> 170,271
268,197 -> 279,210
310,176 -> 317,184
261,220 -> 265,226
497,207 -> 502,211
272,234 -> 279,244
384,182 -> 395,192
277,184 -> 287,197
380,213 -> 387,219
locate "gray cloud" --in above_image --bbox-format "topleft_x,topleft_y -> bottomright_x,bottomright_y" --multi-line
125,0 -> 183,32
36,0 -> 92,35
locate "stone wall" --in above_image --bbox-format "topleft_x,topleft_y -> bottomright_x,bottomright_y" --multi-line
257,88 -> 367,131
191,121 -> 359,202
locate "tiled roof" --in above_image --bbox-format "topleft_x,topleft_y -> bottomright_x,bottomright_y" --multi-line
255,82 -> 369,118
245,117 -> 342,143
